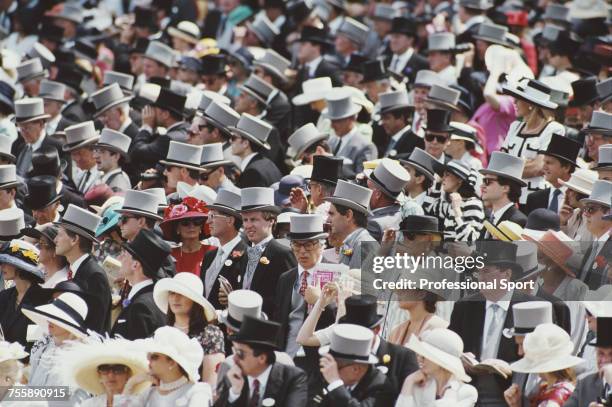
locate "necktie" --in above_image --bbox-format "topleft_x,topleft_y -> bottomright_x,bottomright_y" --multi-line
16,145 -> 32,176
243,245 -> 265,289
386,138 -> 397,156
391,56 -> 399,72
204,249 -> 226,298
299,270 -> 309,296
333,138 -> 342,155
580,240 -> 600,281
548,189 -> 562,213
67,267 -> 73,280
483,304 -> 500,360
578,330 -> 595,357
78,170 -> 91,193
249,379 -> 260,407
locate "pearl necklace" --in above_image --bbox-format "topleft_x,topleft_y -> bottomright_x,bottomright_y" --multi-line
158,376 -> 188,392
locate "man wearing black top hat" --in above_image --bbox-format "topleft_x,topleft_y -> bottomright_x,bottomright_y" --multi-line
569,77 -> 601,128
423,109 -> 453,165
110,229 -> 168,340
386,17 -> 428,84
201,55 -> 230,97
290,156 -> 343,216
565,317 -> 612,407
455,0 -> 492,45
215,316 -> 308,407
296,26 -> 342,87
525,134 -> 580,216
24,176 -> 62,227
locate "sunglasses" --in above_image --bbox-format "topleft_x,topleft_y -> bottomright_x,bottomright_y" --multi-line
97,364 -> 129,374
482,178 -> 499,186
179,218 -> 205,227
119,215 -> 136,224
425,134 -> 449,143
584,205 -> 606,214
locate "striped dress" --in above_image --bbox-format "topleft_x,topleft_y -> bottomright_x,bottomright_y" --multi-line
429,195 -> 485,242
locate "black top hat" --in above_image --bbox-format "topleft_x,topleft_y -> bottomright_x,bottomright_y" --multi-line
121,229 -> 170,280
477,241 -> 521,272
451,84 -> 476,118
589,317 -> 612,347
53,49 -> 76,67
74,40 -> 97,62
399,215 -> 441,235
24,176 -> 63,211
525,208 -> 560,232
310,155 -> 343,186
389,16 -> 417,37
200,54 -> 226,76
153,88 -> 186,117
287,0 -> 313,24
569,77 -> 599,107
343,53 -> 369,73
338,294 -> 384,328
134,6 -> 156,29
423,109 -> 453,133
54,65 -> 83,94
38,19 -> 64,43
539,133 -> 580,165
298,26 -> 332,46
547,30 -> 582,57
130,38 -> 150,55
0,81 -> 15,115
229,315 -> 281,349
360,59 -> 389,83
27,145 -> 66,178
21,223 -> 60,245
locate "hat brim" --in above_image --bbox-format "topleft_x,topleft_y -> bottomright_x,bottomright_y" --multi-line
252,61 -> 288,82
318,345 -> 379,364
21,305 -> 87,339
200,159 -> 235,171
510,355 -> 583,374
292,91 -> 328,106
239,204 -> 281,214
322,104 -> 362,121
483,220 -> 511,242
380,103 -> 413,115
472,35 -> 509,47
291,133 -> 329,160
398,159 -> 435,181
425,97 -> 462,113
40,94 -> 67,103
219,309 -> 268,332
18,71 -> 48,84
54,221 -> 100,243
581,127 -> 612,137
237,85 -> 269,106
14,113 -> 51,124
205,203 -> 240,217
93,96 -> 133,118
115,208 -> 163,221
62,137 -> 100,152
153,278 -> 216,322
167,27 -> 199,44
0,181 -> 21,190
364,171 -> 401,199
502,85 -> 558,110
159,159 -> 203,172
406,335 -> 471,382
228,127 -> 271,150
0,254 -> 44,283
286,231 -> 329,240
502,326 -> 536,338
73,351 -> 150,395
580,197 -> 611,207
324,197 -> 371,215
479,168 -> 527,186
592,163 -> 612,171
24,193 -> 63,211
95,143 -> 129,158
557,178 -> 592,195
159,211 -> 208,241
338,313 -> 384,329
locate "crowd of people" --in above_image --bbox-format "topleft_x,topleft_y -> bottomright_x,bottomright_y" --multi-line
0,0 -> 610,405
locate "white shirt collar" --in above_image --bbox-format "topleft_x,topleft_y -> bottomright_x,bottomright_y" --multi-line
391,124 -> 412,142
240,152 -> 258,172
119,117 -> 133,133
70,254 -> 90,276
30,130 -> 46,150
493,202 -> 515,224
307,56 -> 323,77
485,289 -> 513,312
219,233 -> 243,257
597,231 -> 610,243
252,234 -> 273,248
248,364 -> 272,397
128,279 -> 154,300
391,47 -> 414,71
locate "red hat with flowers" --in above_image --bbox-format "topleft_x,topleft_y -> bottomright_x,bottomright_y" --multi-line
159,197 -> 209,241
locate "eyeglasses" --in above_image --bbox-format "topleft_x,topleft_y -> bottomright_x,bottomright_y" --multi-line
179,218 -> 205,227
232,347 -> 251,360
425,134 -> 449,143
584,205 -> 606,214
208,213 -> 229,221
290,240 -> 320,251
119,215 -> 136,224
98,364 -> 129,374
482,178 -> 499,186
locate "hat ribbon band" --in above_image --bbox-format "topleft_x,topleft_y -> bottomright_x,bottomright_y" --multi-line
226,313 -> 244,328
513,326 -> 535,334
520,86 -> 550,102
241,204 -> 275,211
52,298 -> 86,327
288,231 -> 325,239
329,349 -> 371,361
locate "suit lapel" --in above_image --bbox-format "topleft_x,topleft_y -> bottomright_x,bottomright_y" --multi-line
263,364 -> 283,400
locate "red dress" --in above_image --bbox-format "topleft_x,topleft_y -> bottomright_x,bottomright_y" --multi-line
531,381 -> 575,407
171,245 -> 215,276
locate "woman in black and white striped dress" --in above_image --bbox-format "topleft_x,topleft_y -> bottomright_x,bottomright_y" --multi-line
430,160 -> 485,242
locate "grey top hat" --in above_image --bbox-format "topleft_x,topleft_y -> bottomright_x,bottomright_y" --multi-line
288,123 -> 329,160
160,141 -> 204,171
144,41 -> 175,68
480,151 -> 527,186
366,158 -> 410,199
427,33 -> 456,52
0,164 -> 19,190
379,89 -> 411,114
323,88 -> 361,120
206,188 -> 241,216
473,22 -> 509,46
200,142 -> 233,169
0,208 -> 25,239
594,145 -> 612,171
198,90 -> 231,113
580,180 -> 611,208
287,214 -> 328,240
247,15 -> 279,46
117,190 -> 163,220
542,3 -> 570,22
337,17 -> 369,46
91,83 -> 132,117
239,74 -> 274,106
63,121 -> 100,152
583,111 -> 612,136
96,128 -> 131,157
426,84 -> 461,111
28,43 -> 56,69
324,179 -> 372,214
220,290 -> 265,331
319,324 -> 378,364
240,187 -> 280,213
414,70 -> 439,88
55,204 -> 101,242
253,49 -> 291,82
503,301 -> 553,337
373,4 -> 396,20
398,148 -> 438,181
143,188 -> 168,211
459,0 -> 492,10
0,137 -> 15,163
541,24 -> 563,42
228,113 -> 273,150
597,78 -> 612,104
39,80 -> 66,103
14,98 -> 50,123
103,71 -> 134,93
54,3 -> 84,24
17,58 -> 47,83
203,100 -> 240,135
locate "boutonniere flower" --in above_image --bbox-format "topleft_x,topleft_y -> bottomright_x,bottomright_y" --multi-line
595,255 -> 606,269
382,354 -> 391,364
224,259 -> 233,267
122,298 -> 131,308
262,398 -> 275,406
231,250 -> 243,258
342,248 -> 353,256
260,256 -> 270,265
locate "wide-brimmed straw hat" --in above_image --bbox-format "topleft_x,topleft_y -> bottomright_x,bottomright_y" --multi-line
0,240 -> 44,283
153,272 -> 216,322
22,292 -> 88,338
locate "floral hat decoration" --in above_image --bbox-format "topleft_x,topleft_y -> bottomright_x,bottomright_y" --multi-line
159,196 -> 210,242
0,340 -> 28,364
0,239 -> 44,283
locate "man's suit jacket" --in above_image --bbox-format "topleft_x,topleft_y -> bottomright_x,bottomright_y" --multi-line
214,362 -> 308,407
237,153 -> 282,188
129,129 -> 171,175
59,183 -> 86,213
376,337 -> 419,393
524,188 -> 555,216
579,238 -> 611,290
248,239 -> 297,317
110,284 -> 166,340
563,371 -> 605,407
480,205 -> 528,239
384,128 -> 425,158
367,205 -> 402,242
328,133 -> 378,178
200,239 -> 249,310
264,91 -> 291,139
72,255 -> 113,333
123,122 -> 139,139
12,134 -> 65,176
386,52 -> 429,84
311,365 -> 396,407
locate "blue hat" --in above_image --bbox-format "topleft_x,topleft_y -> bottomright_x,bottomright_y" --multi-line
179,56 -> 202,73
95,202 -> 122,237
274,175 -> 306,206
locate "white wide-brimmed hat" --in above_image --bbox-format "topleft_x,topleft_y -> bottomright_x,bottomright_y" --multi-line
0,341 -> 28,364
559,168 -> 598,196
22,292 -> 88,338
510,323 -> 583,373
153,272 -> 216,322
292,77 -> 333,106
406,328 -> 471,382
141,326 -> 204,382
167,21 -> 201,44
502,78 -> 558,110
